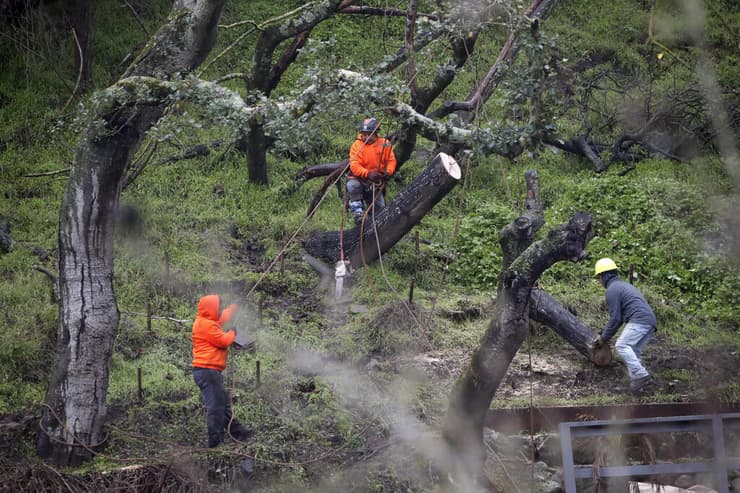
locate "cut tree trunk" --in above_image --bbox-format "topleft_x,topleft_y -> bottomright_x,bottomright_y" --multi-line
530,287 -> 612,365
303,153 -> 461,268
497,171 -> 609,365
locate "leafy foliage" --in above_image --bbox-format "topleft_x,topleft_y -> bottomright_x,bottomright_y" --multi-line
447,201 -> 514,290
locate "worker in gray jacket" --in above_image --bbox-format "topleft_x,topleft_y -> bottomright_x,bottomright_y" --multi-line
593,258 -> 657,393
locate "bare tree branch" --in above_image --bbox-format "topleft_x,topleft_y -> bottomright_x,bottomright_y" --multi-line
120,0 -> 150,37
429,0 -> 558,120
32,264 -> 59,303
338,5 -> 438,20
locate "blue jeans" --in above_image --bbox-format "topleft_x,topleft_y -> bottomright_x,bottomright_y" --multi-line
615,322 -> 654,380
193,367 -> 247,447
346,178 -> 385,212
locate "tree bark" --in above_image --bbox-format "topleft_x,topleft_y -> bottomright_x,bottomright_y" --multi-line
543,134 -> 648,169
38,120 -> 132,466
306,161 -> 347,217
500,170 -> 545,267
530,288 -> 612,365
492,171 -> 609,367
37,0 -> 225,466
303,153 -> 461,268
573,135 -> 606,172
242,122 -> 270,185
443,170 -> 593,477
296,160 -> 347,183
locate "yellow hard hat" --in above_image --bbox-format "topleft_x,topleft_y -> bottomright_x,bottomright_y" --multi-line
594,257 -> 618,276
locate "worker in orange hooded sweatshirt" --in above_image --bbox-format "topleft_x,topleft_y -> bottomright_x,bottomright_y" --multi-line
346,117 -> 397,225
192,294 -> 251,447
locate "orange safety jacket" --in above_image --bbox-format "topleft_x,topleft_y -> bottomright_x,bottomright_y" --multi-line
348,134 -> 397,180
191,294 -> 238,371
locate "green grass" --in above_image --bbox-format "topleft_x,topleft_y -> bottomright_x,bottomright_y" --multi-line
0,0 -> 738,490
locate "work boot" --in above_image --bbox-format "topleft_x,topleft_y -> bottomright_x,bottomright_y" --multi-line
349,201 -> 364,225
229,422 -> 253,441
629,375 -> 651,393
207,431 -> 225,448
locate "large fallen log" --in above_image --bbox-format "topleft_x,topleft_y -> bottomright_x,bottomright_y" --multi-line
303,152 -> 461,268
530,287 -> 612,365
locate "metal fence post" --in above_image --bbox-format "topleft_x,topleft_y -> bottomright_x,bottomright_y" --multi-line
559,422 -> 577,493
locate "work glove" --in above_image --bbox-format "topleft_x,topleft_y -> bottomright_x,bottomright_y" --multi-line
380,171 -> 391,181
592,335 -> 604,349
366,171 -> 381,182
231,328 -> 241,347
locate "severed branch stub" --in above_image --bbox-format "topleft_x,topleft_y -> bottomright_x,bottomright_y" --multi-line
303,152 -> 461,268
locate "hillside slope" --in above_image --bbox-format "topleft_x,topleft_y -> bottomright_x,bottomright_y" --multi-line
0,0 -> 738,491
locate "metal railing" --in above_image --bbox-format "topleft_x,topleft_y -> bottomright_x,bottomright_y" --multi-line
559,413 -> 740,493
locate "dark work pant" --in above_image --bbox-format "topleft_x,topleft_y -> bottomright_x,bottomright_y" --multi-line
193,367 -> 245,447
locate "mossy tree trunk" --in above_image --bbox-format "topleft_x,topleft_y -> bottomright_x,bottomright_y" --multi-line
36,0 -> 225,466
443,170 -> 594,478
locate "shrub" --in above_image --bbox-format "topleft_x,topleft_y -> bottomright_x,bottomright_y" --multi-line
446,202 -> 515,291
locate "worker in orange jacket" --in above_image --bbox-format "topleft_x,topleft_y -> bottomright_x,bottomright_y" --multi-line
192,294 -> 251,447
346,117 -> 397,225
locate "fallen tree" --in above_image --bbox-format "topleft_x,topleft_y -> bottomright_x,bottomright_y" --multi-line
443,170 -> 595,480
530,287 -> 612,365
498,169 -> 610,365
304,161 -> 609,369
303,152 -> 461,268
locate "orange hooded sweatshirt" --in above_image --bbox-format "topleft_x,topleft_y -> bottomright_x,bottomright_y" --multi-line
192,295 -> 238,371
348,134 -> 397,179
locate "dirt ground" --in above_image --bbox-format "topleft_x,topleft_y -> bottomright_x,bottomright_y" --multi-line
389,322 -> 739,407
